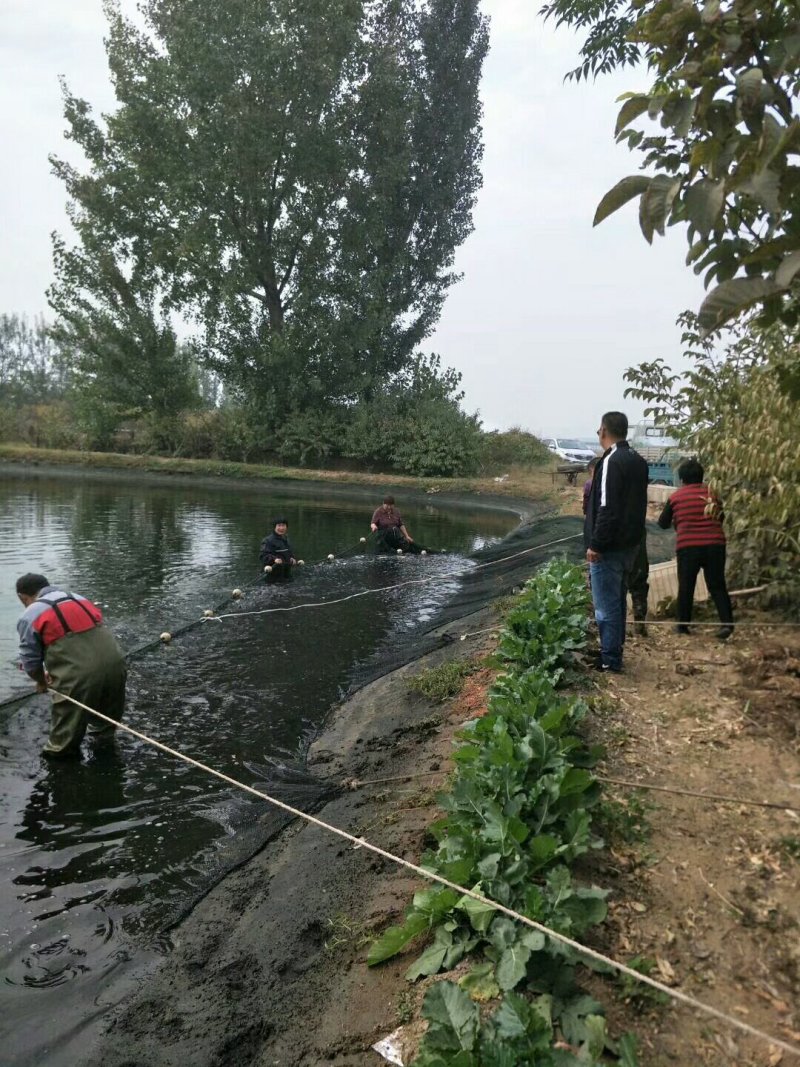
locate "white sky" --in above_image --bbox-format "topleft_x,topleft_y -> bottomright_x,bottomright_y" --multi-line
0,0 -> 704,437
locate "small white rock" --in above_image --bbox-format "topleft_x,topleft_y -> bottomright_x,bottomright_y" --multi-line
203,609 -> 214,618
160,632 -> 172,643
359,537 -> 367,543
264,565 -> 272,573
421,550 -> 427,556
297,559 -> 305,565
396,548 -> 403,555
231,588 -> 242,599
327,554 -> 335,561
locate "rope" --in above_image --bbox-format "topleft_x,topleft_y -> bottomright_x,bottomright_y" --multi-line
597,775 -> 800,814
205,533 -> 584,623
347,771 -> 800,814
44,687 -> 800,1059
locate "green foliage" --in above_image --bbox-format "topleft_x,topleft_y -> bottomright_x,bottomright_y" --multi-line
408,660 -> 481,703
547,0 -> 800,333
0,314 -> 71,404
625,313 -> 800,599
594,794 -> 652,846
478,428 -> 552,475
369,561 -> 637,1063
495,563 -> 591,681
346,353 -> 483,477
413,981 -> 637,1066
52,0 -> 488,422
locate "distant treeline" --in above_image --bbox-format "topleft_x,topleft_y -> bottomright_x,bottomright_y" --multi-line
0,314 -> 549,476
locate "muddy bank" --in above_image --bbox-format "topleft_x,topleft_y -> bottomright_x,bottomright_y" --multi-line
87,604 -> 505,1067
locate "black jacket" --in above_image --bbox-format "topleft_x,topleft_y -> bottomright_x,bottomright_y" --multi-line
259,532 -> 295,564
584,440 -> 648,553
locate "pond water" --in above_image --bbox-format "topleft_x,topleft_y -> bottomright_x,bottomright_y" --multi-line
0,472 -> 516,1065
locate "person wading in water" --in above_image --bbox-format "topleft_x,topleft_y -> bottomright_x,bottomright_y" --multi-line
16,573 -> 127,759
370,495 -> 421,553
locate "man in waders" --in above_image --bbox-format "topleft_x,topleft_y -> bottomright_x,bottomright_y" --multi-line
16,574 -> 127,758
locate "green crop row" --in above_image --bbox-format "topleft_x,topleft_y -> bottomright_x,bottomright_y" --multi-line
368,560 -> 639,1066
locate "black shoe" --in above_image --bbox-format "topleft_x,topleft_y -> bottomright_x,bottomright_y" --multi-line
634,621 -> 648,636
674,624 -> 690,635
716,626 -> 734,640
592,658 -> 622,673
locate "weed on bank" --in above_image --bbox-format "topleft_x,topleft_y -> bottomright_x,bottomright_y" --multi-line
368,560 -> 639,1065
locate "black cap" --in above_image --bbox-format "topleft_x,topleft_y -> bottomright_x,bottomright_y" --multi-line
273,517 -> 288,526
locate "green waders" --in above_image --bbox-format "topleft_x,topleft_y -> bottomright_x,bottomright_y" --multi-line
43,626 -> 127,757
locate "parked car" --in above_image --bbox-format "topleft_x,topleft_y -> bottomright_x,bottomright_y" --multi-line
542,438 -> 597,464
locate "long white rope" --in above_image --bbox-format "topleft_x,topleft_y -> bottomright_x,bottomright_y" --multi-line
204,533 -> 584,623
48,688 -> 800,1059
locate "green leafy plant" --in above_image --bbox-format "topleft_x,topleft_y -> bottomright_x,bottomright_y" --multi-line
413,981 -> 639,1066
368,561 -> 638,1063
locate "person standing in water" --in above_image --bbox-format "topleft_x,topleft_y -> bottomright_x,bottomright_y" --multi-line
16,573 -> 127,758
259,517 -> 297,571
370,495 -> 418,552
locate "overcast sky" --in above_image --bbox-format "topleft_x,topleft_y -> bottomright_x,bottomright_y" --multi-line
1,0 -> 704,437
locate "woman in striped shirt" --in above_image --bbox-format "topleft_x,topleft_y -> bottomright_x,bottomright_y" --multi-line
658,458 -> 734,639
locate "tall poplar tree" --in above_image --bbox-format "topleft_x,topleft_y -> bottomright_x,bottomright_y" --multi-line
50,0 -> 488,425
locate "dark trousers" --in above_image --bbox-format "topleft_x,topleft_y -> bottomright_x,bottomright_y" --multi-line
677,544 -> 733,626
627,537 -> 649,621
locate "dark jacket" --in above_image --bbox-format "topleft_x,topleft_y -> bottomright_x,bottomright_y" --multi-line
584,440 -> 648,553
259,531 -> 295,565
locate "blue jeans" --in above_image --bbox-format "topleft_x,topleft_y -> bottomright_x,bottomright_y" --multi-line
590,547 -> 637,670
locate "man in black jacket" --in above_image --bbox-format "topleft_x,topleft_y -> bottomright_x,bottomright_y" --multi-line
584,411 -> 649,672
259,518 -> 297,576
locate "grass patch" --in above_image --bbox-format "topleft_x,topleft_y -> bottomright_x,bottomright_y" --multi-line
407,659 -> 480,703
323,914 -> 373,954
595,794 -> 653,846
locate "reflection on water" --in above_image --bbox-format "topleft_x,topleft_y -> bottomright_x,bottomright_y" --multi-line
0,474 -> 514,1064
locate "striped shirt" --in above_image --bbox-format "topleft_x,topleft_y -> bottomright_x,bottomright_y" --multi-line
658,483 -> 726,550
17,586 -> 103,673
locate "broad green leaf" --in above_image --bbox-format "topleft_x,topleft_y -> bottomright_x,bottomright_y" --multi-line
421,981 -> 479,1052
684,178 -> 725,238
496,944 -> 531,990
367,911 -> 428,966
477,1043 -> 516,1067
457,892 -> 496,933
739,168 -> 781,214
614,95 -> 649,137
697,276 -> 780,332
491,990 -> 533,1039
775,251 -> 800,289
558,768 -> 594,796
580,1013 -> 609,1058
405,928 -> 453,981
639,174 -> 681,243
593,176 -> 651,227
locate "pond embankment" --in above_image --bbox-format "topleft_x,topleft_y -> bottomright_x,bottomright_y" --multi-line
85,484 -> 800,1067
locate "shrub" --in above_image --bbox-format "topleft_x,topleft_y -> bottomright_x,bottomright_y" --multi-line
478,427 -> 551,474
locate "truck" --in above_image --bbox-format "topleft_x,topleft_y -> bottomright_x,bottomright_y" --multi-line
629,421 -> 687,487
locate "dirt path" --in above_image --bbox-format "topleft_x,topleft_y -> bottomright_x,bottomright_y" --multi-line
588,620 -> 800,1066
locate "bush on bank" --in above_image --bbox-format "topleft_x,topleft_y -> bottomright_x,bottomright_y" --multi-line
0,399 -> 550,479
368,561 -> 639,1066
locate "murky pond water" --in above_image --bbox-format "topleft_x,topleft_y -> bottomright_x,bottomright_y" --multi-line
0,472 -> 516,1064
